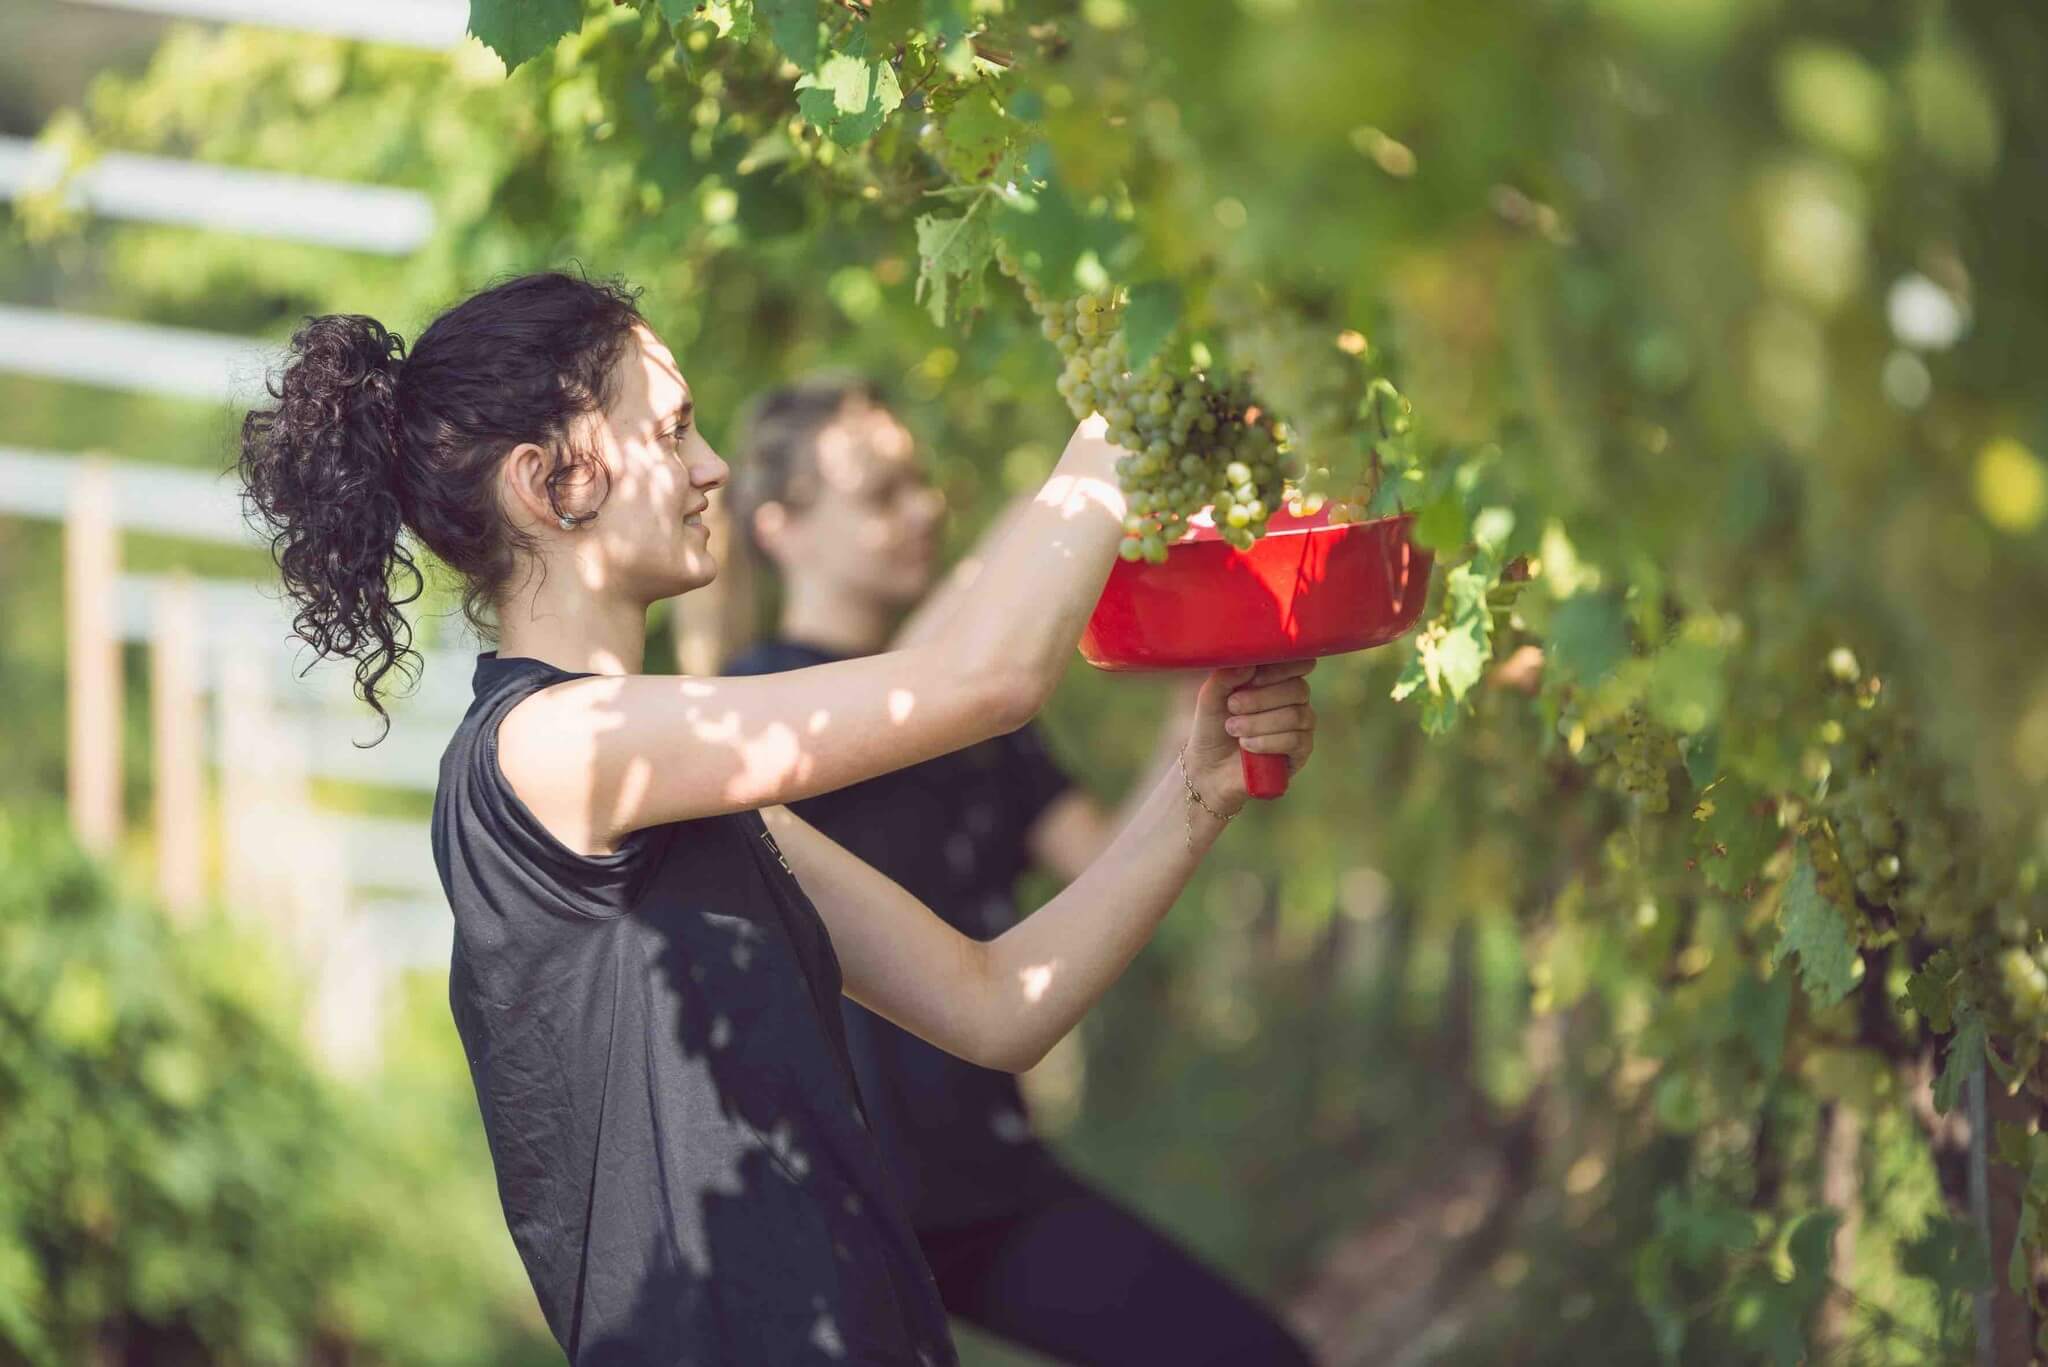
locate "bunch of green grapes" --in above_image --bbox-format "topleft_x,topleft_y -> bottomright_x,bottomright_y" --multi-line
997,246 -> 1294,562
1211,286 -> 1404,524
1820,662 -> 1971,939
1614,703 -> 1675,813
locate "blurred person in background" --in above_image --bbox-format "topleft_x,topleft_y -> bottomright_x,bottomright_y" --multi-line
722,376 -> 1316,1367
236,273 -> 1319,1366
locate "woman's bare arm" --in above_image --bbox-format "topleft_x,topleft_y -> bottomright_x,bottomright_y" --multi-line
498,419 -> 1126,853
770,661 -> 1316,1072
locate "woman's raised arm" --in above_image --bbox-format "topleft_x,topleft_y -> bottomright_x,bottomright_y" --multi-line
497,418 -> 1127,855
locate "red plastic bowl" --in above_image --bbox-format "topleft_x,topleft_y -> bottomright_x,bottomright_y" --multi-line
1080,507 -> 1433,796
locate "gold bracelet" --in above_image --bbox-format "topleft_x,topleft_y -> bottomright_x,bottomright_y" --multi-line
1177,746 -> 1236,849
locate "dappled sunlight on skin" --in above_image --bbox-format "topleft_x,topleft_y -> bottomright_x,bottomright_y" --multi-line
570,327 -> 720,600
1035,471 -> 1124,523
1017,960 -> 1061,1005
546,670 -> 955,838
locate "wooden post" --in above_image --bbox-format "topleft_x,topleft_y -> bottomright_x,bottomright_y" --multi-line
215,639 -> 309,932
65,459 -> 121,854
150,574 -> 206,920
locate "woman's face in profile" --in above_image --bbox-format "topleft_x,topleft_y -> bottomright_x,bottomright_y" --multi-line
573,324 -> 730,602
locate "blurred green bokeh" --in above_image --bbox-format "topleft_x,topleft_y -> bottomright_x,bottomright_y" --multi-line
2,0 -> 2044,1361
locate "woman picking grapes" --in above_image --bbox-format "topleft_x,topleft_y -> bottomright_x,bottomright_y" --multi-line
236,272 -> 1318,1365
722,376 -> 1316,1365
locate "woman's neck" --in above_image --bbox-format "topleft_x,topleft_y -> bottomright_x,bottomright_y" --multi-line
494,572 -> 648,676
778,577 -> 893,658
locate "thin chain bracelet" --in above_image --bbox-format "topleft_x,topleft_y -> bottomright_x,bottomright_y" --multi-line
1177,746 -> 1237,849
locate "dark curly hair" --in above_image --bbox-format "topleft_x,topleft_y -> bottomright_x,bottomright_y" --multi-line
238,271 -> 644,730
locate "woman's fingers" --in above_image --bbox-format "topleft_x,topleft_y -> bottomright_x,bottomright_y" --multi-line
1223,703 -> 1314,739
1226,677 -> 1310,715
1238,724 -> 1316,770
1249,659 -> 1317,685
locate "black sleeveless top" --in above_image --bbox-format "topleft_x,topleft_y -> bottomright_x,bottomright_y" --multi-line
431,653 -> 957,1366
725,640 -> 1074,1231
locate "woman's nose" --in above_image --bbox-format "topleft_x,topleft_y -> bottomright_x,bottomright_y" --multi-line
692,446 -> 731,492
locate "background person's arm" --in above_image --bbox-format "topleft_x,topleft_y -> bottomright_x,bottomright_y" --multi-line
498,418 -> 1127,853
773,660 -> 1316,1073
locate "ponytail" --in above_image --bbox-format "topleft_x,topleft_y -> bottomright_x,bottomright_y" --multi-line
239,314 -> 421,729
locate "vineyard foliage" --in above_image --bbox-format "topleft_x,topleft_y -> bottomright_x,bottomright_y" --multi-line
11,0 -> 2048,1356
0,815 -> 555,1363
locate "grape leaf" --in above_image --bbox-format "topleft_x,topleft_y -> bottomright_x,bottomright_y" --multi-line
993,166 -> 1120,292
1122,282 -> 1181,368
1691,778 -> 1776,893
934,85 -> 1011,182
914,209 -> 992,325
1903,949 -> 1958,1032
658,0 -> 694,24
1731,964 -> 1792,1075
1901,1217 -> 1993,1295
864,0 -> 923,51
795,53 -> 903,146
1933,1011 -> 1986,1114
1681,727 -> 1720,789
467,0 -> 582,71
1654,1188 -> 1755,1268
757,0 -> 821,68
1391,557 -> 1494,732
1773,852 -> 1856,1008
1548,591 -> 1629,687
1649,636 -> 1726,734
717,0 -> 756,42
2012,1200 -> 2040,1295
1409,493 -> 1469,553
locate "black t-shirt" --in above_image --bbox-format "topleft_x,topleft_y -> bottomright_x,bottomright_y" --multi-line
432,653 -> 957,1366
724,640 -> 1074,1232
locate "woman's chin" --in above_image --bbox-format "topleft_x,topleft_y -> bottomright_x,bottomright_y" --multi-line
679,558 -> 718,593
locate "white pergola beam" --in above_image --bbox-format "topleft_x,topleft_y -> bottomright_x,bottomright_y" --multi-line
0,137 -> 434,255
0,445 -> 251,542
61,0 -> 470,50
0,306 -> 276,404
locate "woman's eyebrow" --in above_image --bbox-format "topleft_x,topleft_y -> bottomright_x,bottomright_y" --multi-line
668,399 -> 696,427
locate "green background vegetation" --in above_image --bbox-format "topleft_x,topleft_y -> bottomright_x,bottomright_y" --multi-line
2,0 -> 2045,1360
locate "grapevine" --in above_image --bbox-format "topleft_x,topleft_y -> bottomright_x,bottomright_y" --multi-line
47,0 -> 2048,1353
996,244 -> 1298,561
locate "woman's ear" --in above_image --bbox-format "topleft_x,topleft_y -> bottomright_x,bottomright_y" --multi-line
503,442 -> 608,529
501,441 -> 557,530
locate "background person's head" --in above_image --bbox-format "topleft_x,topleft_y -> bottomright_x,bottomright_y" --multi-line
239,271 -> 728,722
729,377 -> 947,638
